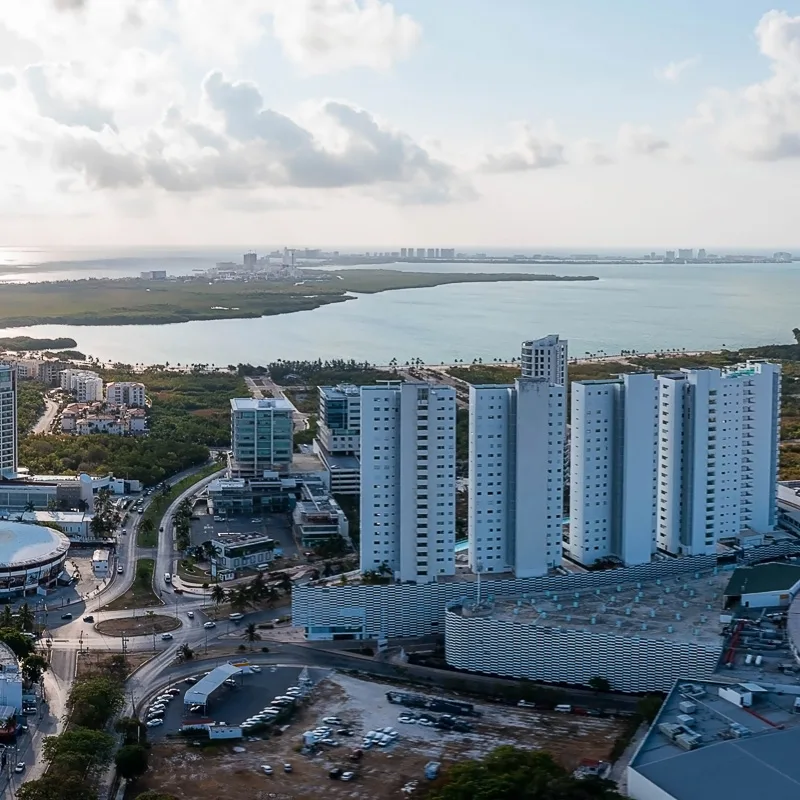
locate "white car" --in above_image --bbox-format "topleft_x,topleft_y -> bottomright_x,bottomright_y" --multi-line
249,664 -> 261,673
117,566 -> 124,574
341,771 -> 355,782
261,765 -> 273,775
186,611 -> 194,619
146,719 -> 164,728
203,621 -> 216,629
161,633 -> 174,640
13,763 -> 25,773
322,716 -> 341,724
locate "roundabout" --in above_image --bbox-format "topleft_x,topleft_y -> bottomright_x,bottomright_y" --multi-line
95,614 -> 182,637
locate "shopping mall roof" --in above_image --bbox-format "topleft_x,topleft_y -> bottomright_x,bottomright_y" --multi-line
0,520 -> 70,568
631,679 -> 800,800
723,563 -> 800,598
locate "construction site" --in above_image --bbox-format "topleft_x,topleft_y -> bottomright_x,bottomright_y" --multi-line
138,673 -> 626,799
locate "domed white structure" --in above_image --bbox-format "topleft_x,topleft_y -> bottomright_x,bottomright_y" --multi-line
0,520 -> 70,596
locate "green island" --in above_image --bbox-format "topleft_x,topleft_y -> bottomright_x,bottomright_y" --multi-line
0,270 -> 597,327
0,335 -> 78,350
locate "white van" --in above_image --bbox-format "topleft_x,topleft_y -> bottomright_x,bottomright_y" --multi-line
554,704 -> 572,713
229,612 -> 244,622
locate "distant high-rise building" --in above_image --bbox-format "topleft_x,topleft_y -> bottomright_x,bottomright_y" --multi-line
0,364 -> 17,479
468,378 -> 565,577
520,334 -> 568,386
426,248 -> 435,258
416,248 -> 425,258
697,248 -> 707,260
774,251 -> 792,262
435,248 -> 440,258
400,248 -> 407,258
656,362 -> 781,557
440,248 -> 455,259
282,248 -> 295,267
105,382 -> 146,407
59,370 -> 103,402
568,373 -> 658,566
677,248 -> 693,260
360,383 -> 456,584
665,251 -> 676,262
243,251 -> 257,269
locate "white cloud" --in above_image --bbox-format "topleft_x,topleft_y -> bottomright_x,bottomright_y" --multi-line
0,71 -> 16,91
617,123 -> 669,155
657,56 -> 700,82
49,71 -> 472,205
571,138 -> 613,166
269,0 -> 421,73
709,10 -> 800,161
480,122 -> 566,172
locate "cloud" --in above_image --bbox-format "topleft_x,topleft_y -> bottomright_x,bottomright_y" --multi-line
24,63 -> 116,131
0,71 -> 16,91
572,138 -> 614,166
617,123 -> 669,155
269,0 -> 421,73
53,0 -> 86,10
711,11 -> 800,161
51,71 -> 471,204
480,122 -> 566,172
657,56 -> 700,82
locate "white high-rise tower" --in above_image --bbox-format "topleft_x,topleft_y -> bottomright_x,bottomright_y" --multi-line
360,382 -> 456,584
520,334 -> 568,385
468,378 -> 565,577
0,365 -> 17,479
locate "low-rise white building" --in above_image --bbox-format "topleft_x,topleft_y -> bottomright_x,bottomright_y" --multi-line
0,643 -> 22,713
105,381 -> 146,407
59,369 -> 103,402
212,534 -> 276,571
92,549 -> 110,576
21,510 -> 92,541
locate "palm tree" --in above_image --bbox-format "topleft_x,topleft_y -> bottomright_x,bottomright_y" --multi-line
23,501 -> 35,514
0,606 -> 13,629
210,584 -> 226,608
17,603 -> 34,632
230,588 -> 248,613
249,571 -> 265,600
277,574 -> 292,595
139,518 -> 155,538
243,622 -> 260,650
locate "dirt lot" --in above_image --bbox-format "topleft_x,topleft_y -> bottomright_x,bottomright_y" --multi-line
138,673 -> 625,799
76,651 -> 151,679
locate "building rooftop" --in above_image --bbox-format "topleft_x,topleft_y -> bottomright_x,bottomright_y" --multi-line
778,481 -> 800,510
0,521 -> 71,567
321,451 -> 360,471
21,511 -> 88,524
319,384 -> 360,399
451,569 -> 730,647
631,678 -> 800,800
230,397 -> 294,412
0,643 -> 18,672
724,563 -> 800,598
213,533 -> 275,547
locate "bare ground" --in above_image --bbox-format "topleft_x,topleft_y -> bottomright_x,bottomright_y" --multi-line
137,673 -> 624,799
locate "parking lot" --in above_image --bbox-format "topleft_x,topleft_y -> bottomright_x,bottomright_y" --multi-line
189,510 -> 298,559
139,670 -> 626,799
144,665 -> 329,739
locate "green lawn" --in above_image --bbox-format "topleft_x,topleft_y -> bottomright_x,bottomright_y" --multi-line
102,558 -> 161,611
138,463 -> 223,547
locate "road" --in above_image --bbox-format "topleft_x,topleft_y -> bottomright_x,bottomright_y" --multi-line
31,398 -> 59,435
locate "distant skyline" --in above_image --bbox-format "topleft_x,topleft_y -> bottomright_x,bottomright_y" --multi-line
2,2 -> 800,247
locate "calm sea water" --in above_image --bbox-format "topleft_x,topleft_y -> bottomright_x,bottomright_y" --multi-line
0,247 -> 797,365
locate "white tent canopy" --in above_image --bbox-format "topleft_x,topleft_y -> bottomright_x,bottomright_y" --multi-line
183,663 -> 241,706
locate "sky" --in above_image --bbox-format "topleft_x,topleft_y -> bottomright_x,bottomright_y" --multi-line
2,0 -> 800,250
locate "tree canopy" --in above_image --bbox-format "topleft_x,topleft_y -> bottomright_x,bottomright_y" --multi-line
425,747 -> 624,800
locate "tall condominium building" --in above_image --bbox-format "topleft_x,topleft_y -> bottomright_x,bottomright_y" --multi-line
468,378 -> 566,577
568,373 -> 658,566
656,362 -> 781,556
105,382 -> 146,407
317,385 -> 361,453
0,365 -> 17,479
520,334 -> 568,386
230,397 -> 294,478
360,383 -> 456,584
59,370 -> 103,403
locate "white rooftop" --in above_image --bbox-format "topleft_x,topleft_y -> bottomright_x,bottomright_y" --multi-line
0,520 -> 71,567
230,397 -> 294,412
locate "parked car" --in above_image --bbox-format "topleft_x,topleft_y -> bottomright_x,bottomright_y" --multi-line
146,719 -> 164,728
224,678 -> 237,687
283,763 -> 293,773
249,664 -> 261,672
83,615 -> 94,623
184,676 -> 197,684
341,771 -> 355,782
61,613 -> 72,620
14,762 -> 25,773
161,633 -> 174,640
203,621 -> 216,629
190,705 -> 203,713
261,765 -> 273,775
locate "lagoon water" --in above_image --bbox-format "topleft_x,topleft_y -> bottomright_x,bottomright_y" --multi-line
0,251 -> 797,365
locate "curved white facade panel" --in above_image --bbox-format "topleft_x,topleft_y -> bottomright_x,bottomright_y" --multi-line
444,610 -> 722,693
0,521 -> 70,595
